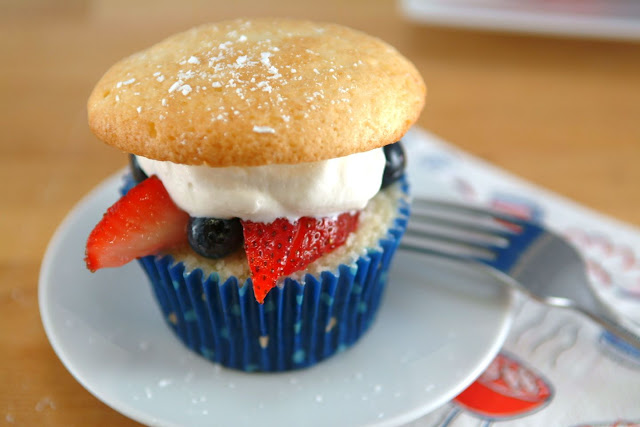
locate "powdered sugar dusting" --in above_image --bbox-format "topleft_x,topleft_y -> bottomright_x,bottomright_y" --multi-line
116,77 -> 136,88
253,125 -> 275,134
111,21 -> 363,127
260,52 -> 272,66
35,397 -> 56,412
168,80 -> 183,93
256,81 -> 272,93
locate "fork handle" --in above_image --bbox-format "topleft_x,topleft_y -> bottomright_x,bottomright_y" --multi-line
577,304 -> 640,352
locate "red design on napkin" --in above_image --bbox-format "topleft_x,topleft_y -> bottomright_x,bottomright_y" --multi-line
454,352 -> 553,419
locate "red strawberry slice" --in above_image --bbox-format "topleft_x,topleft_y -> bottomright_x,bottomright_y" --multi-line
85,176 -> 189,271
242,212 -> 359,303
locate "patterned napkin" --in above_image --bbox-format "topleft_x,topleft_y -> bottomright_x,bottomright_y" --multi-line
403,128 -> 640,427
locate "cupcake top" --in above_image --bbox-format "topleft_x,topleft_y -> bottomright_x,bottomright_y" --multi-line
87,18 -> 425,166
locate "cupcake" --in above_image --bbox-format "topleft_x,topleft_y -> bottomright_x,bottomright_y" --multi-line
85,18 -> 425,371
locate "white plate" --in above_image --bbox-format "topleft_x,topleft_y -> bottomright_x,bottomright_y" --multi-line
400,0 -> 640,41
39,171 -> 513,427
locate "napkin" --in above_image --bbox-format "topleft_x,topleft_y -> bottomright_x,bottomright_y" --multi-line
404,128 -> 640,427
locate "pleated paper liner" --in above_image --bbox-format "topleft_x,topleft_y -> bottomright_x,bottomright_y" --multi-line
124,174 -> 409,371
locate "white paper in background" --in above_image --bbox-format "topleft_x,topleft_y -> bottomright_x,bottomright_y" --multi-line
399,0 -> 640,41
403,127 -> 640,426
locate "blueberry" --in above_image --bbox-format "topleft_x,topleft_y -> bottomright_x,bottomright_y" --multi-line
188,217 -> 244,259
381,141 -> 406,189
129,154 -> 148,183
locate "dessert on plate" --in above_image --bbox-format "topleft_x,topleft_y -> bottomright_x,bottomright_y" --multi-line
85,18 -> 425,371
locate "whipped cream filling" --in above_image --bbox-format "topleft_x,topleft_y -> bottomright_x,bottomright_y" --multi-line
136,148 -> 385,222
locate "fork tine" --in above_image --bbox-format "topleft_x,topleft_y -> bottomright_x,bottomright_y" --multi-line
409,210 -> 514,240
406,219 -> 508,252
412,198 -> 532,226
403,197 -> 545,273
399,233 -> 496,263
404,198 -> 525,257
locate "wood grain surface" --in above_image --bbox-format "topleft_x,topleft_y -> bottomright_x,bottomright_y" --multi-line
1,1 -> 638,425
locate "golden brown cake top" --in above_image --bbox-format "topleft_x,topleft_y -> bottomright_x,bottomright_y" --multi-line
88,18 -> 426,166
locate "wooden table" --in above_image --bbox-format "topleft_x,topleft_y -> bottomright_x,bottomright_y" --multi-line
1,1 -> 639,425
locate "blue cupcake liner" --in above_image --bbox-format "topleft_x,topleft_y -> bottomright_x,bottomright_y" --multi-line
122,175 -> 410,372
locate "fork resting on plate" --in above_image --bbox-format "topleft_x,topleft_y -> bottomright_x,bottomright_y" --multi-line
400,197 -> 640,351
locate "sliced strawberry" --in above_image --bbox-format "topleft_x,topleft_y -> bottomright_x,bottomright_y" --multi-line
85,176 -> 189,271
242,212 -> 359,303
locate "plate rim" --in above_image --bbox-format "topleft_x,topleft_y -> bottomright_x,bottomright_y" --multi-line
38,173 -> 172,426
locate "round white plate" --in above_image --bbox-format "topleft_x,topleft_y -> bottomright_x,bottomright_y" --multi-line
40,172 -> 513,427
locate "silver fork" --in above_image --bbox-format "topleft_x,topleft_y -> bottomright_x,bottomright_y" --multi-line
400,197 -> 640,351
